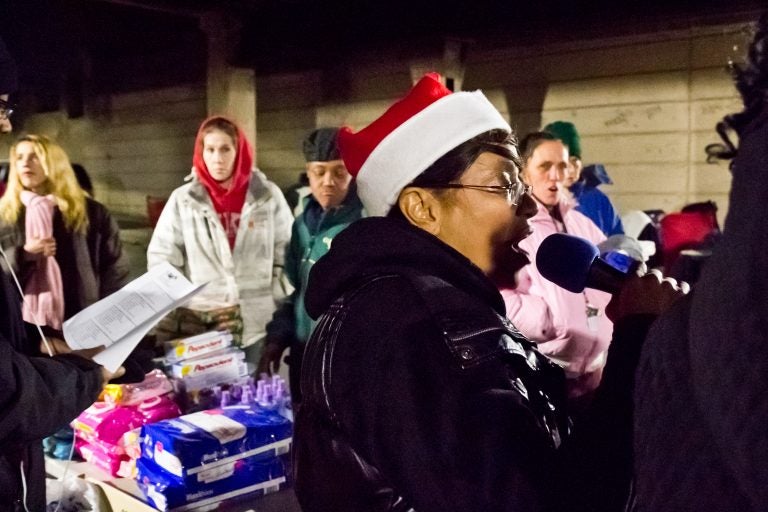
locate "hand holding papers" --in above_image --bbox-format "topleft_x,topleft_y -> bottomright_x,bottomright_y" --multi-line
63,262 -> 205,372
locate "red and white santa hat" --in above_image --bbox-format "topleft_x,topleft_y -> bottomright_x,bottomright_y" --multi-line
338,72 -> 511,217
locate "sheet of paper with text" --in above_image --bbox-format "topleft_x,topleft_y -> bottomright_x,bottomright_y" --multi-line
63,261 -> 205,372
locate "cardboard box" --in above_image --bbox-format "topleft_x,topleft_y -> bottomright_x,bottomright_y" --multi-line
176,300 -> 241,326
164,331 -> 234,363
178,318 -> 244,338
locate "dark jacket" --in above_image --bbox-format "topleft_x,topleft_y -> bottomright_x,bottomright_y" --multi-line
0,268 -> 104,511
633,109 -> 768,511
266,185 -> 364,347
570,184 -> 624,237
294,216 -> 654,512
0,197 -> 129,320
569,164 -> 624,237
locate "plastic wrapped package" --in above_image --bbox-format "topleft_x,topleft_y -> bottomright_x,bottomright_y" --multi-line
103,369 -> 174,406
137,404 -> 291,510
140,405 -> 292,480
72,402 -> 146,445
46,475 -> 109,512
136,452 -> 287,511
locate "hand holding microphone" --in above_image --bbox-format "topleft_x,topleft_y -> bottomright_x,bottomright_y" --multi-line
604,269 -> 688,322
536,233 -> 688,321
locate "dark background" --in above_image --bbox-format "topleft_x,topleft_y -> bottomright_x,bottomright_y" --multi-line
1,0 -> 764,111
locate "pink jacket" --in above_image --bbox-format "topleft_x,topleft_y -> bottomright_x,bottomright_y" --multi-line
501,199 -> 611,384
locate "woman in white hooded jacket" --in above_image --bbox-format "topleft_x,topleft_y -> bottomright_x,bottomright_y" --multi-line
147,116 -> 293,359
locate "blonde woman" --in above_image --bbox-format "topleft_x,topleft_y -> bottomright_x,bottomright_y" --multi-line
0,135 -> 129,328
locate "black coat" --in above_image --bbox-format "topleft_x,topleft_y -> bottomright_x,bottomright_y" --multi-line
294,217 -> 654,512
0,268 -> 104,511
633,109 -> 768,511
1,197 -> 129,320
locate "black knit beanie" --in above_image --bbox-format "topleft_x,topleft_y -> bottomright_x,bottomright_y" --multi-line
303,128 -> 341,162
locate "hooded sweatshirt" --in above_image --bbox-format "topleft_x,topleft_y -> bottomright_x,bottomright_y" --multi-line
192,116 -> 253,249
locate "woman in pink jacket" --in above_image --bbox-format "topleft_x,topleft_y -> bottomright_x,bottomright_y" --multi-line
500,131 -> 610,400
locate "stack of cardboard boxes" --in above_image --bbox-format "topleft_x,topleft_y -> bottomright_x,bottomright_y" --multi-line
155,299 -> 243,347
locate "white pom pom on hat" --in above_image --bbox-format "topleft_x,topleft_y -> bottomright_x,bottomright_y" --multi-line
338,72 -> 511,217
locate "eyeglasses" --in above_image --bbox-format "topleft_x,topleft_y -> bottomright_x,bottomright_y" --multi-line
0,98 -> 15,120
423,181 -> 532,206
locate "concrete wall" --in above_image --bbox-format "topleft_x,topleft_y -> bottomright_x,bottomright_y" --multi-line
255,65 -> 418,191
255,24 -> 747,227
485,26 -> 744,223
0,86 -> 207,278
1,20 -> 749,232
1,85 -> 207,220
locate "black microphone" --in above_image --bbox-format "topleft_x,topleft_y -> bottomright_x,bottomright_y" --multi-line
536,233 -> 629,294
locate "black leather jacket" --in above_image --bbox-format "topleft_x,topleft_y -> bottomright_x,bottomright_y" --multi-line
293,216 -> 657,512
296,269 -> 570,512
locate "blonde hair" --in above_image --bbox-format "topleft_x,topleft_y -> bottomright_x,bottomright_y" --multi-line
0,135 -> 89,234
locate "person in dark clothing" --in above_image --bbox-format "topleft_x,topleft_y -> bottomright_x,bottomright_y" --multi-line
0,268 -> 119,511
633,13 -> 768,511
294,73 -> 685,512
569,163 -> 625,237
70,163 -> 94,197
259,128 -> 364,403
283,171 -> 310,214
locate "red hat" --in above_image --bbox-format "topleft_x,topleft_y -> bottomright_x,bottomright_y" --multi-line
338,72 -> 510,216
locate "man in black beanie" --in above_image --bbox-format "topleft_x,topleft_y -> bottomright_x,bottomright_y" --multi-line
258,128 -> 364,405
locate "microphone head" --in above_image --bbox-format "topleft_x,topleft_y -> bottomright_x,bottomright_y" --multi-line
536,233 -> 599,293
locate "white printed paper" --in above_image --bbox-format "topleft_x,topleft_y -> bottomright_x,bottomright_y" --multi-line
62,262 -> 205,372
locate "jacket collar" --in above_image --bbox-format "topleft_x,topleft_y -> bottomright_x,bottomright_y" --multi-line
530,194 -> 576,223
301,181 -> 364,221
185,169 -> 271,211
304,216 -> 505,319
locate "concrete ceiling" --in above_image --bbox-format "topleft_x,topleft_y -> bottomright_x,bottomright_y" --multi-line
4,1 -> 765,69
90,0 -> 768,69
0,0 -> 764,108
